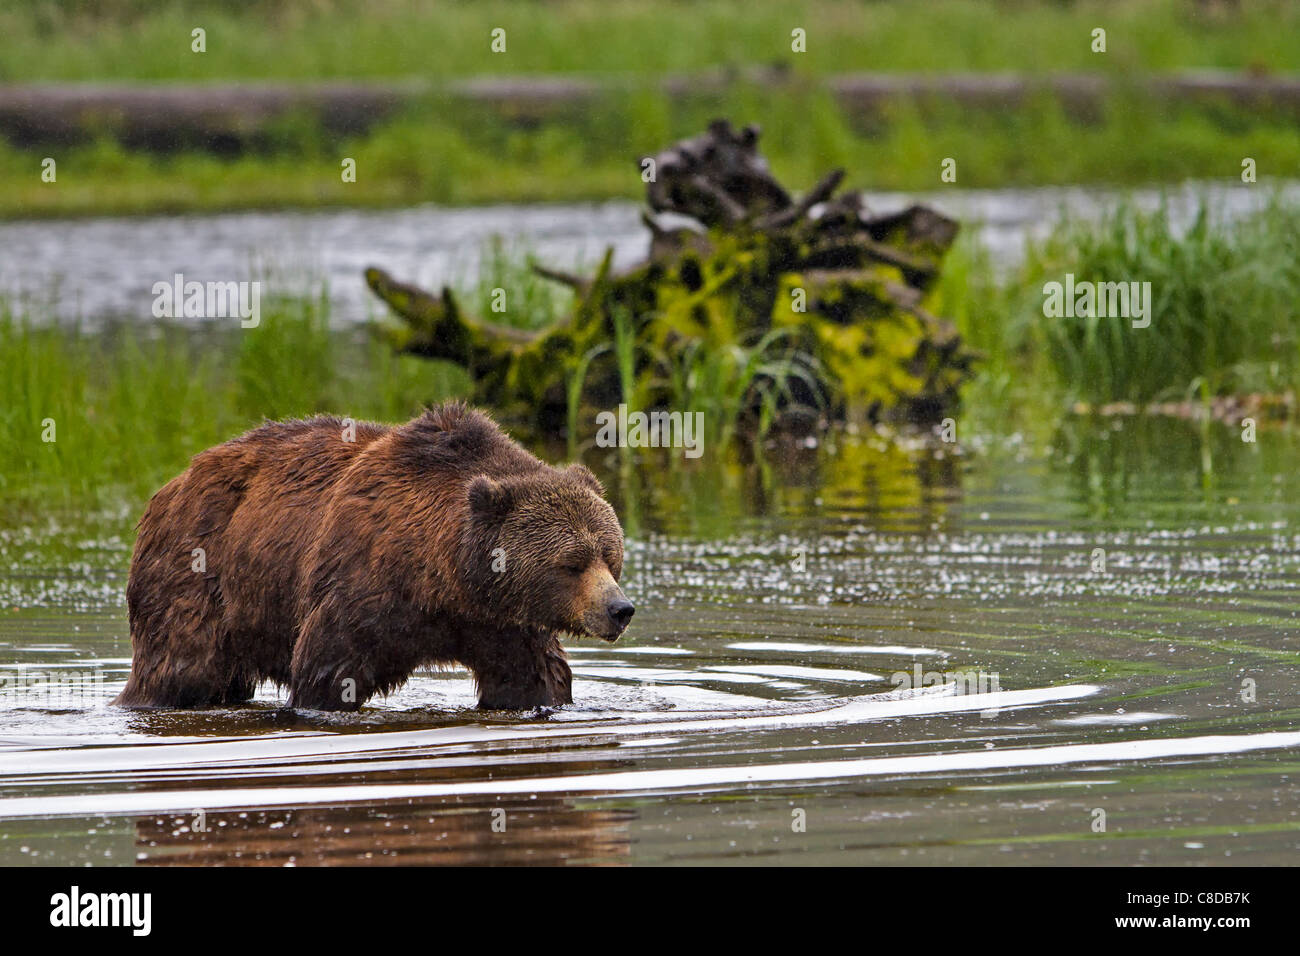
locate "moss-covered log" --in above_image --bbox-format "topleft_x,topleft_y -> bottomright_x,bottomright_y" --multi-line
366,120 -> 977,433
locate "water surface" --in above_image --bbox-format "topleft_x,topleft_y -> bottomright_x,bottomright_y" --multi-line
4,182 -> 1296,325
2,415 -> 1297,865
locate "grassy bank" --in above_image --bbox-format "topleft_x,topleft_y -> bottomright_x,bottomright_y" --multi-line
5,0 -> 1300,217
1025,201 -> 1300,406
0,296 -> 468,514
7,0 -> 1299,81
941,195 -> 1300,421
7,88 -> 1300,218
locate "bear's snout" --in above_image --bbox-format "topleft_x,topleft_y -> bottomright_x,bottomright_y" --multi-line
593,590 -> 634,642
607,597 -> 635,631
578,566 -> 634,642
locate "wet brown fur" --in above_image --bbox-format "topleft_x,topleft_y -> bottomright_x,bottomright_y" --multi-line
115,402 -> 629,711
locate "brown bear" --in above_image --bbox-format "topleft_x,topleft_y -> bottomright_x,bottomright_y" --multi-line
114,402 -> 633,712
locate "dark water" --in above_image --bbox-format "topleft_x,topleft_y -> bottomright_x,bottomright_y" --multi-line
2,414 -> 1298,865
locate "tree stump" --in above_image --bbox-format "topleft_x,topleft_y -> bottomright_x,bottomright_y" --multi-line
366,119 -> 976,434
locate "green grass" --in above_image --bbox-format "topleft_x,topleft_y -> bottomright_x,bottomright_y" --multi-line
1022,198 -> 1300,407
467,236 -> 572,332
5,1 -> 1300,216
0,294 -> 469,515
933,232 -> 1031,436
6,0 -> 1299,82
0,241 -> 589,516
7,88 -> 1300,218
939,194 -> 1300,427
655,329 -> 823,450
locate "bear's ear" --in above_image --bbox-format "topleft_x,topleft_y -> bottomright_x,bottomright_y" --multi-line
565,463 -> 604,497
467,475 -> 515,518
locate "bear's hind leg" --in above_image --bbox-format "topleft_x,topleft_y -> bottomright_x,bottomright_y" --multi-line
117,579 -> 253,709
115,646 -> 253,709
115,627 -> 257,709
118,461 -> 261,709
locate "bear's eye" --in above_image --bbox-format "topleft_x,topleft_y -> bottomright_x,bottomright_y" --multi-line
558,554 -> 587,574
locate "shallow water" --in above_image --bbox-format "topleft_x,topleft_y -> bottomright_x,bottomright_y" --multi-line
2,415 -> 1298,865
3,182 -> 1297,325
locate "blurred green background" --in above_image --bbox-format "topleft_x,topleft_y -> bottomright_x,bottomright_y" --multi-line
2,0 -> 1299,216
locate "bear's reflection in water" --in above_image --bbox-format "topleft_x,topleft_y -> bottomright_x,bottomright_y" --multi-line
132,797 -> 635,866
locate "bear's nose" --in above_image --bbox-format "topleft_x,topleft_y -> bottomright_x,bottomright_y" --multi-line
607,599 -> 635,629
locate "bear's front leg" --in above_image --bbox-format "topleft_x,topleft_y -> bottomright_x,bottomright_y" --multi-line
287,645 -> 375,711
465,626 -> 572,710
287,603 -> 378,711
287,659 -> 373,711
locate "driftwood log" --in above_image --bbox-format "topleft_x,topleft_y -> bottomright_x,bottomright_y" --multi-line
9,73 -> 1300,150
366,119 -> 975,433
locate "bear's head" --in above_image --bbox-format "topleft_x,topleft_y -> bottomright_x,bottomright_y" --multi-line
465,464 -> 633,641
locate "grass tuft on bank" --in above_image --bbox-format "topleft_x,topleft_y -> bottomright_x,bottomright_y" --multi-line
0,296 -> 468,514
